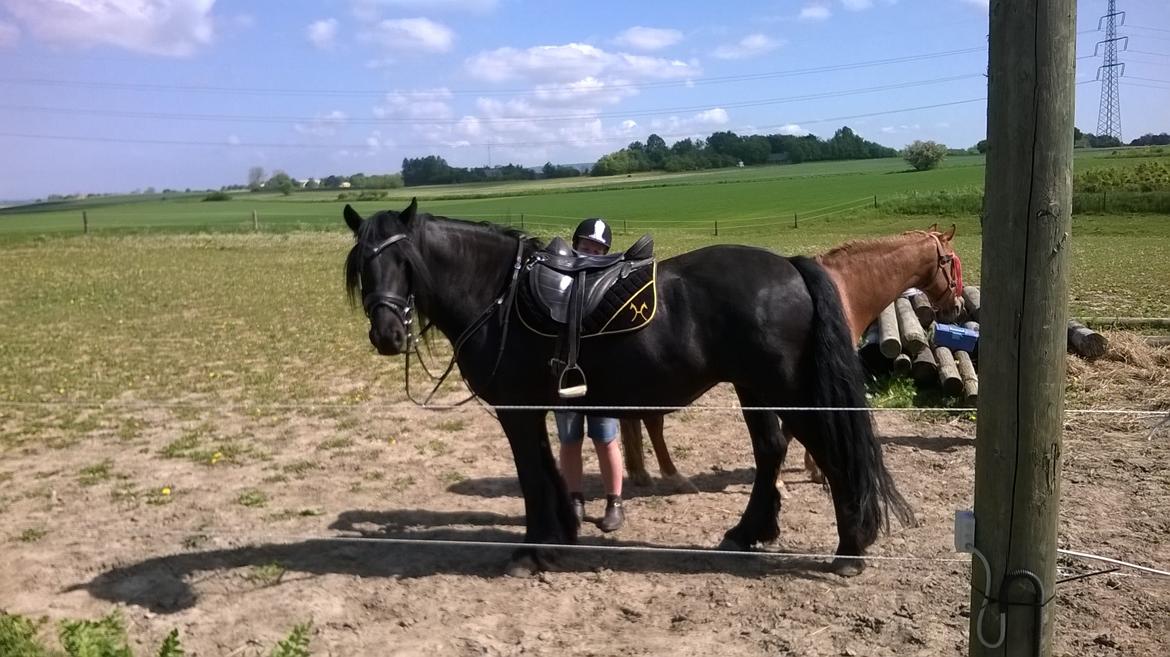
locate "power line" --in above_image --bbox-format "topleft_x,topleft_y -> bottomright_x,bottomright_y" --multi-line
0,84 -> 1095,151
1126,76 -> 1170,85
1123,81 -> 1170,91
1128,49 -> 1170,57
1125,24 -> 1170,34
0,75 -> 984,127
0,97 -> 994,150
0,47 -> 989,98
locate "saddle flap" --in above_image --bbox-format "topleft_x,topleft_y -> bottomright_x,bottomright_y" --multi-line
529,265 -> 575,324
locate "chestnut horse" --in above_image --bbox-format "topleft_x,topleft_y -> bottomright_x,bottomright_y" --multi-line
621,225 -> 964,493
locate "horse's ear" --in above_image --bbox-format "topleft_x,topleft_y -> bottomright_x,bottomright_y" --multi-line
401,197 -> 418,222
927,222 -> 939,233
942,224 -> 956,241
343,204 -> 363,235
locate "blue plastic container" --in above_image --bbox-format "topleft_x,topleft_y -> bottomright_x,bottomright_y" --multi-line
934,323 -> 979,352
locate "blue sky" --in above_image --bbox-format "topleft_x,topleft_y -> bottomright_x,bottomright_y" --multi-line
0,0 -> 1167,198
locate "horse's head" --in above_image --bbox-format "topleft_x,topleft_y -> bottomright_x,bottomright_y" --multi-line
343,199 -> 426,356
918,223 -> 964,324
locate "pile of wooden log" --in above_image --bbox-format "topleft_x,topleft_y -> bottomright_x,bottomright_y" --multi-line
859,284 -> 1112,404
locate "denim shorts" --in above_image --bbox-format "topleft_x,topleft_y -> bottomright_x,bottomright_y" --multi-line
554,412 -> 619,445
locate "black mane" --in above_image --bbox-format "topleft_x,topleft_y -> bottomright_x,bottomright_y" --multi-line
344,210 -> 541,308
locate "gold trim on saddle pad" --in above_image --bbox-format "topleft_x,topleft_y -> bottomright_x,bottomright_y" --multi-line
518,261 -> 657,338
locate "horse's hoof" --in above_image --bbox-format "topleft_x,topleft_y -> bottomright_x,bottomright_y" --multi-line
630,470 -> 654,487
717,537 -> 751,552
777,479 -> 792,500
664,472 -> 699,494
505,553 -> 540,578
830,557 -> 866,577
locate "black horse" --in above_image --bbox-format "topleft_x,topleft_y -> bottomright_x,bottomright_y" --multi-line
342,199 -> 914,577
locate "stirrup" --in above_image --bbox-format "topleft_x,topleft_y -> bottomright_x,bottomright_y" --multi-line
557,364 -> 588,399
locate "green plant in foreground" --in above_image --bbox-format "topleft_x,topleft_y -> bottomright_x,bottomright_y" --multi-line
0,611 -> 311,657
269,623 -> 313,657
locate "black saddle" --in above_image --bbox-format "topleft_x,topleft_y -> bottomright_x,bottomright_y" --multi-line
517,234 -> 656,398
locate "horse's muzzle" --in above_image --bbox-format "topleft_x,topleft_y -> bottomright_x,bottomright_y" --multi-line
369,314 -> 408,355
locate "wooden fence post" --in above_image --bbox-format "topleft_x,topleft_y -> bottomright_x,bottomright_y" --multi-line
970,0 -> 1075,655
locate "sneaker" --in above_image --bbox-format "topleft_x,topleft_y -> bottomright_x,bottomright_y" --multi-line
599,495 -> 625,533
570,493 -> 585,527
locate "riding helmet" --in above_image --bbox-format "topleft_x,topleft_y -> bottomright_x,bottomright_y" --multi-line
573,217 -> 612,250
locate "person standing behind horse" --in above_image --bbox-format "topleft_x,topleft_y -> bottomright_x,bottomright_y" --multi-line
554,217 -> 625,533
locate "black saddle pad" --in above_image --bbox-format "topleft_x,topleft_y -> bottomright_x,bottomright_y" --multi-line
517,262 -> 657,338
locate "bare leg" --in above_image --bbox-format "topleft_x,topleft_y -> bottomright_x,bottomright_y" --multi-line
595,438 -> 623,497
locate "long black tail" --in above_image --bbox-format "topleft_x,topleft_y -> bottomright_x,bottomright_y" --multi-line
789,256 -> 915,545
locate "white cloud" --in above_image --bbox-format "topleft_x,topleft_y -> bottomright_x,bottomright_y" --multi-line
0,20 -> 19,47
841,0 -> 873,10
353,0 -> 496,18
532,77 -> 637,107
466,42 -> 699,84
294,110 -> 349,137
307,19 -> 338,50
373,88 -> 456,120
880,123 -> 922,134
777,123 -> 808,135
614,26 -> 683,51
362,17 -> 454,54
712,34 -> 781,60
800,4 -> 832,21
1,0 -> 215,56
647,108 -> 732,136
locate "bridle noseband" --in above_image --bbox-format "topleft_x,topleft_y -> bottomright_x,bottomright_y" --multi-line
927,234 -> 963,306
357,228 -> 530,408
360,233 -> 415,339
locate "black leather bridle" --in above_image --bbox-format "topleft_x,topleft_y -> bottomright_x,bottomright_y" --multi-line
360,233 -> 415,344
359,230 -> 529,408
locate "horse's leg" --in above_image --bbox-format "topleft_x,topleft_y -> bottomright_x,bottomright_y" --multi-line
497,410 -> 577,577
783,413 -> 868,577
620,418 -> 653,487
645,414 -> 699,494
777,424 -> 826,492
805,449 -> 826,485
719,386 -> 787,551
776,425 -> 794,500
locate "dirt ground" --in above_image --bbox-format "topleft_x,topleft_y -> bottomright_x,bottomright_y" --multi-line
2,347 -> 1169,656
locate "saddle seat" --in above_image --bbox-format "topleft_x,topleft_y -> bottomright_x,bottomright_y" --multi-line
517,234 -> 657,398
524,234 -> 654,326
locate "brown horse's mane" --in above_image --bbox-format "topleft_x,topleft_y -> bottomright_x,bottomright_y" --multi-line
820,230 -> 937,259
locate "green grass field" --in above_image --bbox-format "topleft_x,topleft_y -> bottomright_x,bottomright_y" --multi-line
1,150 -> 1168,416
2,149 -> 1164,237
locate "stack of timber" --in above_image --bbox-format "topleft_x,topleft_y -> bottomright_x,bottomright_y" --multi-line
858,283 -> 1117,403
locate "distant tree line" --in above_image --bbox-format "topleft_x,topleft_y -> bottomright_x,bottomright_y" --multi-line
223,167 -> 403,194
591,127 -> 898,176
401,156 -> 536,186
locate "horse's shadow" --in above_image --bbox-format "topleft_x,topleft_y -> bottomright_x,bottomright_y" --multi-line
445,466 -> 760,500
879,433 -> 973,453
71,507 -> 837,614
445,432 -> 972,500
